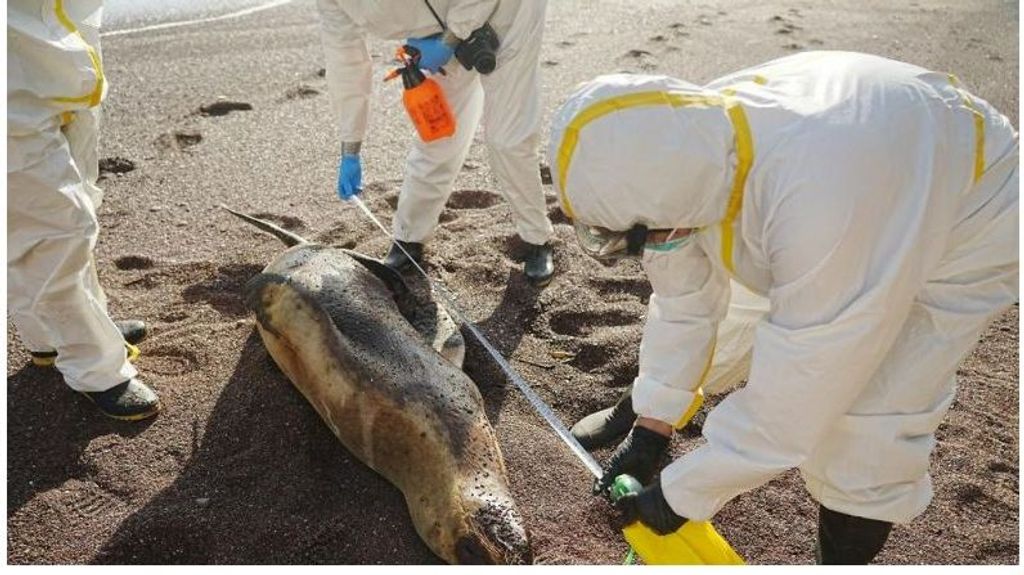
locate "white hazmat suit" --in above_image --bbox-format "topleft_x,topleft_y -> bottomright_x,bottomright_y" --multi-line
549,51 -> 1018,524
8,0 -> 138,392
318,0 -> 554,245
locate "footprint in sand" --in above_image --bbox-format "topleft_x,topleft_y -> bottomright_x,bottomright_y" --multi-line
138,346 -> 200,377
115,255 -> 155,271
281,85 -> 321,101
568,341 -> 638,382
198,100 -> 253,117
625,48 -> 653,58
975,538 -> 1017,560
122,261 -> 207,290
314,223 -> 374,247
159,310 -> 189,323
180,262 -> 264,317
987,460 -> 1015,474
621,48 -> 658,71
547,308 -> 638,337
542,60 -> 559,67
57,481 -> 121,522
155,130 -> 202,152
776,22 -> 801,35
447,189 -> 502,210
588,276 -> 651,299
952,482 -> 988,505
251,212 -> 306,231
98,157 -> 136,178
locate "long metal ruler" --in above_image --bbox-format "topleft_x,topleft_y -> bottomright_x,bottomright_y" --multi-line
351,196 -> 604,479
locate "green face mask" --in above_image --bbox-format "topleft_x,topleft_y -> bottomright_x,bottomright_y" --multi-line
645,233 -> 694,252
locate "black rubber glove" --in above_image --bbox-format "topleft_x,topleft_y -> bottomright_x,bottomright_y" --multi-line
614,480 -> 689,535
594,426 -> 670,495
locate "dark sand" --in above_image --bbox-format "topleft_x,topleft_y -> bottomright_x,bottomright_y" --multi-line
7,0 -> 1019,565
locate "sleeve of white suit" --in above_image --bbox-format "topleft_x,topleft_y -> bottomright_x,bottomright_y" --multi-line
317,0 -> 373,144
632,242 -> 731,426
659,173 -> 924,521
445,0 -> 498,39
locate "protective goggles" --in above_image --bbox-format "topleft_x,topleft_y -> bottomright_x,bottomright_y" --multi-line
573,221 -> 695,262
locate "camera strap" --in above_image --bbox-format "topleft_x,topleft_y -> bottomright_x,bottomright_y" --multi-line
421,0 -> 448,32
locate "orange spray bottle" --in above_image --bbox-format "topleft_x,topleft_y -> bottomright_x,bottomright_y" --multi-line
385,46 -> 456,142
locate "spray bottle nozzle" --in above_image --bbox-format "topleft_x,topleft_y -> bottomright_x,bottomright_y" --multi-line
384,44 -> 445,84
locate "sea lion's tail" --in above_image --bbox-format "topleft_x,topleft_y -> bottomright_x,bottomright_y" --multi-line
221,205 -> 308,247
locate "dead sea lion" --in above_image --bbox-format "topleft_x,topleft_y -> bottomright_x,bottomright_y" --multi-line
224,208 -> 531,565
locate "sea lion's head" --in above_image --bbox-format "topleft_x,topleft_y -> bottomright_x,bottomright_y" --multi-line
452,495 -> 532,565
412,465 -> 532,565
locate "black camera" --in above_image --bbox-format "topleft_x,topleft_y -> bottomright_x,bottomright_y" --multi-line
455,23 -> 500,75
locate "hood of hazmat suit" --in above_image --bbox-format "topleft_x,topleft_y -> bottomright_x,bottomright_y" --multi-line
548,73 -> 738,232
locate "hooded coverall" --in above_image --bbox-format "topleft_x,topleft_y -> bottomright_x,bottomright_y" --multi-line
317,0 -> 554,246
8,0 -> 137,392
549,51 -> 1018,525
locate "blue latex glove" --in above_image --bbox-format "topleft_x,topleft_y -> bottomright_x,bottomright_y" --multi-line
406,35 -> 454,73
337,154 -> 362,200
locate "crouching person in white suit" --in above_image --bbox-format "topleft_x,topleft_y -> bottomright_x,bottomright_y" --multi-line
552,51 -> 1018,563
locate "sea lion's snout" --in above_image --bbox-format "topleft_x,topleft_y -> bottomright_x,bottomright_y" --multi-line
454,501 -> 532,565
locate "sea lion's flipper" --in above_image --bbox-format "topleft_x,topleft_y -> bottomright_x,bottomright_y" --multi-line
222,206 -> 309,247
344,250 -> 412,298
345,250 -> 465,367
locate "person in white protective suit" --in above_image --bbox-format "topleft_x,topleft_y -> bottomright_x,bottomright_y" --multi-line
549,51 -> 1018,564
8,0 -> 159,420
318,0 -> 557,285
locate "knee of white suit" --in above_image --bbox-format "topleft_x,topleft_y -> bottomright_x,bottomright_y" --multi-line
484,128 -> 540,161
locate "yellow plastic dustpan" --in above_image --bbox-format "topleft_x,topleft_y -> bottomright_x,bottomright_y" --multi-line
611,474 -> 744,565
623,520 -> 744,565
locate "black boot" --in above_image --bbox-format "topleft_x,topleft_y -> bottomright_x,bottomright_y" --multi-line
816,505 -> 893,565
81,378 -> 161,421
524,242 -> 554,287
31,319 -> 147,367
383,240 -> 424,273
114,319 -> 148,345
571,384 -> 636,450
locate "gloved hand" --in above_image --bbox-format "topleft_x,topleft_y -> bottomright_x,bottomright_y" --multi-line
615,480 -> 689,535
406,35 -> 454,73
337,153 -> 362,200
595,425 -> 670,495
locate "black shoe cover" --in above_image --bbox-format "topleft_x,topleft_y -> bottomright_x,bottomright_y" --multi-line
383,241 -> 424,273
115,319 -> 148,345
524,242 -> 554,286
816,505 -> 894,564
82,379 -> 161,421
572,384 -> 636,450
